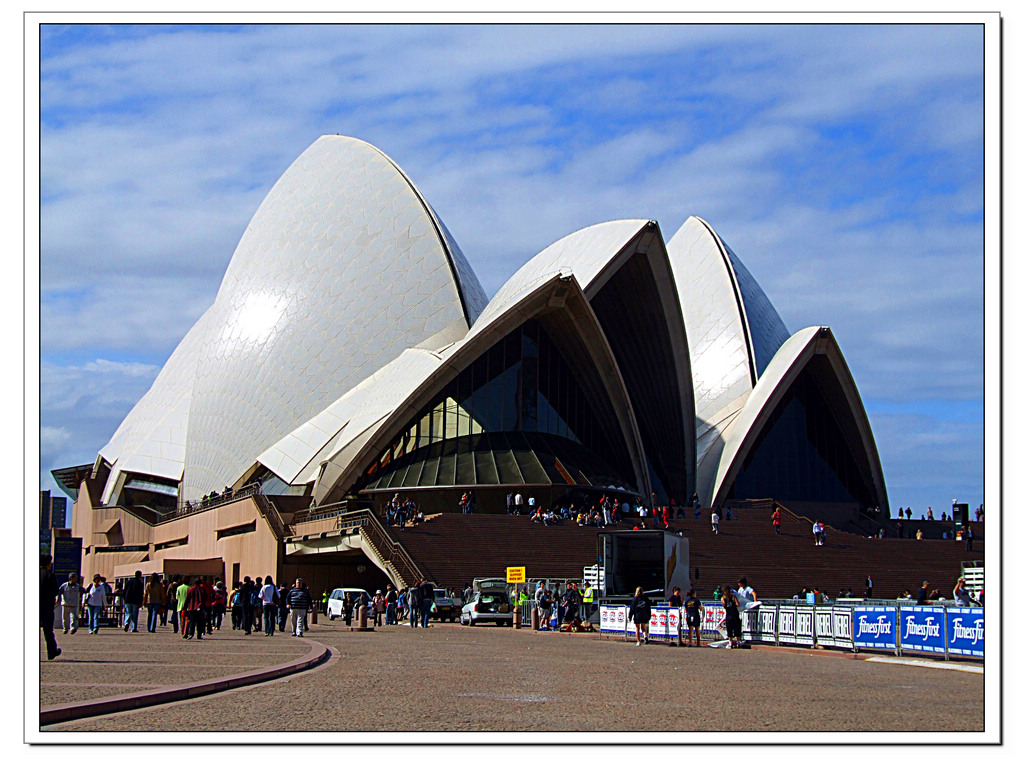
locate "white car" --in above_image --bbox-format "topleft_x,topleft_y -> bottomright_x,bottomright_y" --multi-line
461,588 -> 514,627
326,588 -> 370,620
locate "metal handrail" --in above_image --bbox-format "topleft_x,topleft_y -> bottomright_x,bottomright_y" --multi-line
282,505 -> 424,586
290,500 -> 350,526
168,483 -> 262,519
359,512 -> 425,586
250,488 -> 287,540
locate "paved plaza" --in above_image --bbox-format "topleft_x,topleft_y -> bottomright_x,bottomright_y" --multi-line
40,618 -> 984,733
39,623 -> 310,709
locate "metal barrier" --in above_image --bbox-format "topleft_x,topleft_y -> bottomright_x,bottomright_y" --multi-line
597,600 -> 984,660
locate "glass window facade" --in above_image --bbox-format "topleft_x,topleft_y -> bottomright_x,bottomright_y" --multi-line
727,361 -> 876,508
358,318 -> 635,492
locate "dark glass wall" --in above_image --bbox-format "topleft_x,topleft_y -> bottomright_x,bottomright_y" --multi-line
727,363 -> 875,507
590,250 -> 688,504
358,318 -> 635,491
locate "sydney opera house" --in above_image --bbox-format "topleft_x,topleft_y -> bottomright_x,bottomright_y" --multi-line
54,135 -> 888,592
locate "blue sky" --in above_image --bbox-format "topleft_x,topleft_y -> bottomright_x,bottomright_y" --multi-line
38,23 -> 986,518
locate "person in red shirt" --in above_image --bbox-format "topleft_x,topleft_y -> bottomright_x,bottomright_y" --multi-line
772,506 -> 782,535
661,506 -> 669,529
184,576 -> 207,640
200,577 -> 215,632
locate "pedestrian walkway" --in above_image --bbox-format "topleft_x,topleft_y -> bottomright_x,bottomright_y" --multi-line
39,622 -> 324,724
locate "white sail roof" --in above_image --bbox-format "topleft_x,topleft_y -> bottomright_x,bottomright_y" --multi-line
261,221 -> 663,501
96,135 -> 486,502
667,216 -> 789,501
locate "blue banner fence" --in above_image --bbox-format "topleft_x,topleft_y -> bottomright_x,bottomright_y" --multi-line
596,600 -> 983,660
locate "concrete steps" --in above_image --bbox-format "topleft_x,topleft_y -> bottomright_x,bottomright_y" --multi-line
390,512 -> 983,599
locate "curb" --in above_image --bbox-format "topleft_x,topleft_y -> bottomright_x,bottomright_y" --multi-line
750,644 -> 863,659
39,637 -> 329,726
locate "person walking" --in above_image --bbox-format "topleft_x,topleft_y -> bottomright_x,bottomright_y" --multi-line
287,578 -> 312,636
396,589 -> 407,622
143,573 -> 165,633
159,579 -> 171,626
278,587 -> 289,633
260,576 -> 279,636
372,591 -> 385,627
628,587 -> 652,646
409,581 -> 421,628
711,509 -> 720,534
252,577 -> 264,633
668,586 -> 684,646
58,572 -> 83,635
165,577 -> 180,633
229,582 -> 244,630
343,592 -> 354,627
240,576 -> 255,635
183,576 -> 206,640
211,581 -> 227,631
537,589 -> 553,631
864,575 -> 873,598
771,506 -> 782,535
385,585 -> 398,625
176,576 -> 191,639
40,555 -> 61,660
85,573 -> 108,634
965,524 -> 974,551
419,580 -> 434,628
122,570 -> 144,633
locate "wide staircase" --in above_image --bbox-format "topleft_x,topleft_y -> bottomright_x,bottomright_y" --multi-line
663,506 -> 983,600
389,508 -> 983,600
390,514 -> 603,590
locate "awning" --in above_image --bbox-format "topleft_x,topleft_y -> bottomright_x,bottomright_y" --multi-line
124,478 -> 179,497
50,464 -> 93,501
115,557 -> 224,579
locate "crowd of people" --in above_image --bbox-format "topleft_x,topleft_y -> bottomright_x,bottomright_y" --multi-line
898,577 -> 983,606
179,485 -> 245,515
628,580 -> 751,649
320,581 -> 454,629
40,557 -> 326,660
384,494 -> 425,528
518,492 -> 738,532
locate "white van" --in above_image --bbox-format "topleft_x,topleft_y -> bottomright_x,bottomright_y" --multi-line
326,588 -> 370,620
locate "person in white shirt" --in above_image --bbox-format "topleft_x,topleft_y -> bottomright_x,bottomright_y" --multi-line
85,574 -> 108,634
58,572 -> 83,634
259,575 -> 279,636
711,510 -> 720,534
514,492 -> 524,515
735,578 -> 757,607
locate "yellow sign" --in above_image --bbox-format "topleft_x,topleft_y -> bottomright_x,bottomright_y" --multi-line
506,566 -> 526,584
